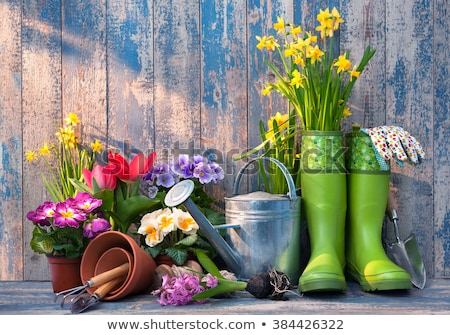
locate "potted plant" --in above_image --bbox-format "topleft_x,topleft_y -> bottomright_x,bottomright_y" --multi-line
26,113 -> 108,292
26,192 -> 112,292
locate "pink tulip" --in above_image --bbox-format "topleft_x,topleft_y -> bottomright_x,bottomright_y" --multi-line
108,151 -> 156,182
83,163 -> 117,191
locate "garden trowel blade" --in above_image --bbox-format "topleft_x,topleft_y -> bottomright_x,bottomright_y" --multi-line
386,211 -> 426,289
70,294 -> 100,314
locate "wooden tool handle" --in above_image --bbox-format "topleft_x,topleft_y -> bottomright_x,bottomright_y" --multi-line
87,262 -> 130,288
93,277 -> 124,299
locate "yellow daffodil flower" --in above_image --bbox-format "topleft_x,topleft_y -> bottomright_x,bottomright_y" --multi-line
334,54 -> 351,73
39,142 -> 51,156
26,150 -> 37,162
307,45 -> 324,64
90,139 -> 103,154
350,66 -> 361,81
256,35 -> 267,50
64,112 -> 80,126
274,16 -> 285,33
262,85 -> 272,96
331,7 -> 344,31
289,69 -> 303,88
343,108 -> 352,119
291,25 -> 302,36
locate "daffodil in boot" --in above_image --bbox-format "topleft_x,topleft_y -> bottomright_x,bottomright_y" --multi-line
298,131 -> 347,292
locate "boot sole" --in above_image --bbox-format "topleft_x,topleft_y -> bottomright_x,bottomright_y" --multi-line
346,270 -> 412,291
299,278 -> 347,293
359,278 -> 411,292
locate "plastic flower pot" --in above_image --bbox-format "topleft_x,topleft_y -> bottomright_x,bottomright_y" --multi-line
80,231 -> 156,301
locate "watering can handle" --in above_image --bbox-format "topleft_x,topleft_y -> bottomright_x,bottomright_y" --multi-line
233,157 -> 298,200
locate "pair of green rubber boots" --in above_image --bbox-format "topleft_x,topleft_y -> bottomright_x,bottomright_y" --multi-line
298,131 -> 411,293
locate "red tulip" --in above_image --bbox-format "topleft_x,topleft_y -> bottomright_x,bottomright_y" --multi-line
83,163 -> 117,191
108,151 -> 156,182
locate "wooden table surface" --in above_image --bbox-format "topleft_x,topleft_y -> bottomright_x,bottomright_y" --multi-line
1,279 -> 449,315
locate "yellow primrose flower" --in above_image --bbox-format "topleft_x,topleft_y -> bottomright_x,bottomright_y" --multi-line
26,150 -> 37,162
157,208 -> 176,235
90,139 -> 103,154
143,225 -> 164,247
172,208 -> 198,234
334,54 -> 351,73
39,142 -> 51,156
64,112 -> 80,126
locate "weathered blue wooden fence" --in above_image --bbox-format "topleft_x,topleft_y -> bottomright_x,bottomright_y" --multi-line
0,0 -> 448,281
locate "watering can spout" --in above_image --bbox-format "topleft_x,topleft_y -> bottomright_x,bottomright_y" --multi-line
164,180 -> 241,276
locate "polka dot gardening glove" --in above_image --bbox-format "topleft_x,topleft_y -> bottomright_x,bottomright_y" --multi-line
361,126 -> 425,168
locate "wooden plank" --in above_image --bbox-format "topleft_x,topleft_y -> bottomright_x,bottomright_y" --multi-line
1,279 -> 450,315
385,0 -> 434,277
153,0 -> 201,161
106,0 -> 155,158
340,0 -> 387,129
21,0 -> 63,281
61,0 -> 107,159
247,0 -> 294,152
200,0 -> 248,202
433,0 -> 450,278
0,0 -> 23,280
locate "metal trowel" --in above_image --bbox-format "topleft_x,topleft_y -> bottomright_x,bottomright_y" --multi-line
385,188 -> 426,289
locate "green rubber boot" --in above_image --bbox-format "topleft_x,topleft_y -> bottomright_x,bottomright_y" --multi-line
345,130 -> 411,291
298,131 -> 347,292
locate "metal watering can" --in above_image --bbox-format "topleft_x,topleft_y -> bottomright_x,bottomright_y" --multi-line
165,157 -> 302,282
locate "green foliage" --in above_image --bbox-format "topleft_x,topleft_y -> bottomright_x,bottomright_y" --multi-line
30,225 -> 88,258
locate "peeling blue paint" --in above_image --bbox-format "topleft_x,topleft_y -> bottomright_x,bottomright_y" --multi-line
387,58 -> 408,116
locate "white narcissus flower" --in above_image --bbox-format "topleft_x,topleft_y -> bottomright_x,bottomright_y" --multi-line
171,207 -> 199,235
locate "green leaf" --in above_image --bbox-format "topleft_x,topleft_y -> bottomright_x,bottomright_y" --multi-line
30,226 -> 54,255
165,248 -> 188,265
192,278 -> 247,300
175,234 -> 198,247
195,249 -> 223,278
116,195 -> 162,233
69,178 -> 93,194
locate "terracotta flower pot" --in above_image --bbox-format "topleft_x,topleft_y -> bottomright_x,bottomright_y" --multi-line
94,247 -> 134,298
47,255 -> 82,293
80,231 -> 156,301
